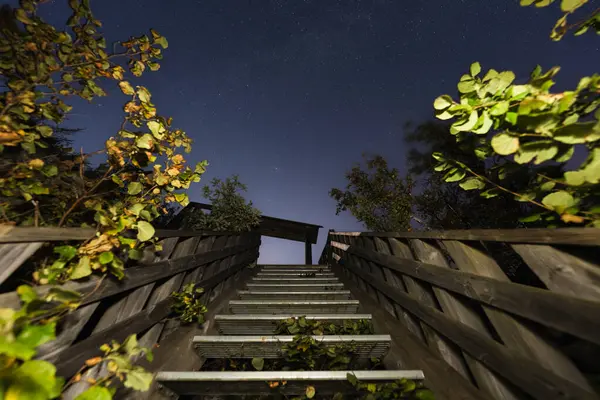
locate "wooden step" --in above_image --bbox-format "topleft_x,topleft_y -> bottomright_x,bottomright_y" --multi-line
260,265 -> 328,269
259,268 -> 331,273
246,283 -> 345,291
252,277 -> 339,283
156,370 -> 425,396
256,272 -> 336,277
214,314 -> 372,335
237,290 -> 351,300
229,300 -> 359,314
193,335 -> 391,359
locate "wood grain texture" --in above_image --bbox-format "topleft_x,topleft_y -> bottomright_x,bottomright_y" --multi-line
338,257 -> 598,400
512,244 -> 600,301
0,242 -> 42,285
334,240 -> 600,345
441,240 -> 592,391
332,260 -> 484,400
331,228 -> 600,246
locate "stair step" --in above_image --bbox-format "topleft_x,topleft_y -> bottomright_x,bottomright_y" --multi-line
215,314 -> 372,334
193,335 -> 391,359
256,272 -> 336,277
238,290 -> 351,300
259,268 -> 331,273
229,300 -> 359,314
156,370 -> 425,396
247,283 -> 345,291
252,277 -> 339,283
261,265 -> 328,269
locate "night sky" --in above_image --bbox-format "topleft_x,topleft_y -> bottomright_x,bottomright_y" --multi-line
29,0 -> 600,263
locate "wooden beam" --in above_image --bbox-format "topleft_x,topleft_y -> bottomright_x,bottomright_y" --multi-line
305,236 -> 312,265
335,250 -> 598,400
0,240 -> 260,309
332,240 -> 600,346
331,228 -> 600,246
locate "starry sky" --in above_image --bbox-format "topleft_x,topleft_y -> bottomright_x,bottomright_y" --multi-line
29,0 -> 599,264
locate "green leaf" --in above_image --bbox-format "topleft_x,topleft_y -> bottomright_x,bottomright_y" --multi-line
553,122 -> 600,144
55,245 -> 77,261
470,62 -> 481,76
346,373 -> 359,387
129,204 -> 145,216
0,336 -> 36,360
137,221 -> 155,242
136,134 -> 154,149
123,367 -> 153,391
415,389 -> 436,400
128,248 -> 144,260
70,256 -> 92,279
147,120 -> 165,139
75,386 -> 113,400
472,111 -> 493,134
13,360 -> 64,398
519,213 -> 543,223
561,0 -> 587,12
505,112 -> 518,125
542,191 -> 576,213
453,110 -> 478,132
433,95 -> 453,110
444,169 -> 466,183
491,133 -> 519,155
305,385 -> 316,398
490,101 -> 510,116
459,177 -> 485,190
17,323 -> 56,348
98,251 -> 114,265
457,79 -> 476,94
17,285 -> 37,304
482,68 -> 498,82
46,287 -> 82,303
564,171 -> 586,186
119,81 -> 135,95
128,182 -> 143,195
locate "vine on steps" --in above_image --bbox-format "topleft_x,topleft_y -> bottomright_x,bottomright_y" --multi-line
170,284 -> 208,324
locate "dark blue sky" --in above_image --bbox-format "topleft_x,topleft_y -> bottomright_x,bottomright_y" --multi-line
33,0 -> 599,263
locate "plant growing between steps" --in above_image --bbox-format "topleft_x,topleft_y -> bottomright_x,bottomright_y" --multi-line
274,316 -> 374,335
170,284 -> 208,324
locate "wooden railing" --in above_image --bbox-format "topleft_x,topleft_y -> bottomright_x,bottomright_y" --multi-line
320,228 -> 600,400
0,227 -> 260,381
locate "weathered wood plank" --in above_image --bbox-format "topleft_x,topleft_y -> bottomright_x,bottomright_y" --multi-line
512,244 -> 600,301
339,258 -> 599,400
53,253 -> 256,378
441,240 -> 592,391
331,228 -> 600,246
332,260 -> 484,400
0,242 -> 43,285
0,226 -> 235,244
407,238 -> 521,400
334,240 -> 600,346
0,240 -> 258,309
376,237 -> 472,386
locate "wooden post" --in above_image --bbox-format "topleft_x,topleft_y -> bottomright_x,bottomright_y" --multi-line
305,234 -> 312,265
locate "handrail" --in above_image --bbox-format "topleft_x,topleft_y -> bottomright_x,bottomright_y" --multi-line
324,228 -> 600,400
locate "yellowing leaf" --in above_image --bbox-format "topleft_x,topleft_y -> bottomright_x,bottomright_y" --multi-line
306,386 -> 316,398
119,81 -> 135,95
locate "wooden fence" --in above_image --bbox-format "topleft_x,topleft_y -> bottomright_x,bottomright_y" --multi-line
320,228 -> 600,400
0,226 -> 260,394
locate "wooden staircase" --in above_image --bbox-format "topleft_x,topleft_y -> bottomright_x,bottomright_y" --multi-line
156,264 -> 424,398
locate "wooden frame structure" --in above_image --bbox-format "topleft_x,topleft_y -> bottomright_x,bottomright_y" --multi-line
319,228 -> 600,400
170,202 -> 322,264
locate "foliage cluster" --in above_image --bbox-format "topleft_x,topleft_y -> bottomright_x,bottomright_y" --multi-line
330,155 -> 414,232
182,175 -> 261,232
274,316 -> 374,336
170,283 -> 208,324
0,0 -> 210,398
